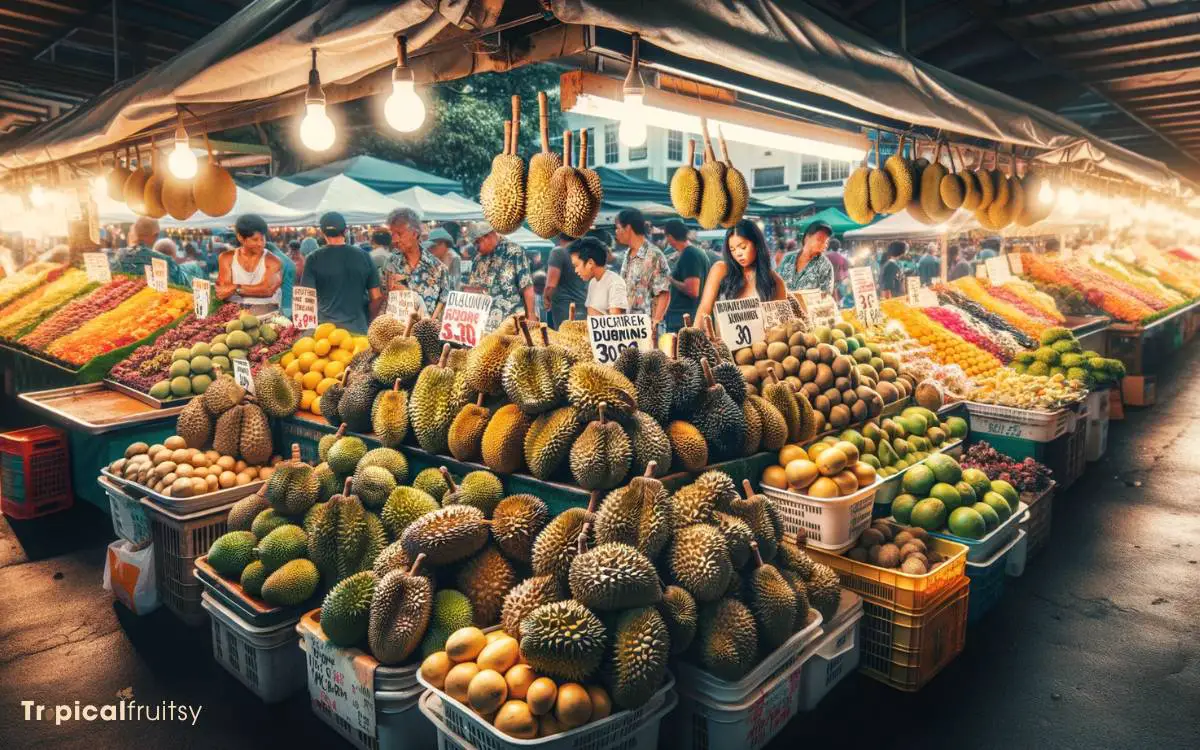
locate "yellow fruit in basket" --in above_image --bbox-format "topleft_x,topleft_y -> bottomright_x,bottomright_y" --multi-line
302,371 -> 323,391
301,389 -> 317,410
477,636 -> 520,673
832,470 -> 859,495
311,396 -> 322,415
586,685 -> 611,721
316,378 -> 336,396
328,328 -> 349,347
297,351 -> 318,371
293,336 -> 316,354
314,338 -> 332,357
314,323 -> 335,340
807,477 -> 840,498
309,357 -> 329,374
324,360 -> 345,379
468,669 -> 508,714
815,447 -> 848,477
554,683 -> 592,729
852,461 -> 877,486
280,351 -> 296,368
785,459 -> 819,490
329,348 -> 353,365
293,370 -> 305,385
832,440 -> 860,465
352,336 -> 370,352
284,359 -> 302,377
444,662 -> 480,704
495,700 -> 538,740
505,664 -> 537,700
526,677 -> 558,715
485,630 -> 509,644
538,712 -> 563,737
761,465 -> 787,490
808,442 -> 830,463
778,444 -> 806,466
446,626 -> 488,663
420,651 -> 453,690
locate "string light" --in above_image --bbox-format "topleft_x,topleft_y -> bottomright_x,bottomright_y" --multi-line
300,48 -> 336,151
1038,180 -> 1054,205
618,33 -> 648,148
168,115 -> 198,179
384,35 -> 425,133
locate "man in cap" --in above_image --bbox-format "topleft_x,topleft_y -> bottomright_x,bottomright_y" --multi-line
663,218 -> 709,331
426,227 -> 462,292
544,232 -> 587,328
383,207 -> 447,319
299,211 -> 383,332
463,221 -> 535,331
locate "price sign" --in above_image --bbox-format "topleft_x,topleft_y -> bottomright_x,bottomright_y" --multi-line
386,290 -> 427,320
83,252 -> 111,284
439,290 -> 493,347
975,263 -> 989,280
302,624 -> 377,750
1008,253 -> 1024,276
761,300 -> 795,330
587,313 -> 652,364
232,357 -> 254,395
794,290 -> 838,329
713,297 -> 765,351
918,287 -> 939,307
849,267 -> 882,327
985,256 -> 1012,284
905,276 -> 921,307
292,286 -> 318,331
192,278 -> 211,319
149,257 -> 168,293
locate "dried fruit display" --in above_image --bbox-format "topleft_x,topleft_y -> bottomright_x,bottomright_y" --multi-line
1020,253 -> 1161,322
0,262 -> 63,307
45,287 -> 192,366
19,276 -> 144,350
968,368 -> 1084,410
881,299 -> 1001,378
0,268 -> 94,339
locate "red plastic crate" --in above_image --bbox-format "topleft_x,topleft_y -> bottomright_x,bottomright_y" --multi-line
0,426 -> 73,520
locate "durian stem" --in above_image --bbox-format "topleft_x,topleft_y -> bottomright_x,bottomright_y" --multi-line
539,324 -> 550,346
750,540 -> 764,568
438,343 -> 450,368
644,460 -> 657,477
562,130 -> 573,169
685,138 -> 696,169
717,124 -> 731,165
519,318 -> 535,346
702,315 -> 718,343
475,392 -> 485,407
404,312 -> 418,336
440,465 -> 458,492
511,94 -> 521,157
586,490 -> 599,514
597,401 -> 607,424
503,120 -> 512,157
290,443 -> 301,462
700,357 -> 716,387
393,380 -> 401,393
576,521 -> 590,554
873,137 -> 879,170
343,476 -> 354,495
670,332 -> 679,360
568,302 -> 576,321
538,91 -> 550,155
335,424 -> 346,438
578,128 -> 588,169
699,118 -> 715,163
682,313 -> 692,329
409,553 -> 426,576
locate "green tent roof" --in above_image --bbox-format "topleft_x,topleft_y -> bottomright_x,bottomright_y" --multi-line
288,155 -> 462,194
798,207 -> 869,235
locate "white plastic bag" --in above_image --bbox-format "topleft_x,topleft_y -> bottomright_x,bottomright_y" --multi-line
103,539 -> 159,615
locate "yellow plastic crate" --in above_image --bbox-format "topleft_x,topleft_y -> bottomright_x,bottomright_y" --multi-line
858,578 -> 969,692
806,536 -> 968,611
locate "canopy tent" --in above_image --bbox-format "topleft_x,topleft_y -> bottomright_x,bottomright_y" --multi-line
798,207 -> 867,235
763,185 -> 848,211
594,167 -> 673,206
95,186 -> 307,228
277,174 -> 400,225
752,193 -> 815,216
504,226 -> 553,250
251,177 -> 300,202
288,155 -> 462,195
596,200 -> 677,225
844,210 -> 978,240
388,186 -> 482,221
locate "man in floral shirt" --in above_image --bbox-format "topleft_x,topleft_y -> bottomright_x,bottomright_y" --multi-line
382,206 -> 447,318
464,221 -> 536,332
614,208 -> 670,332
778,220 -> 837,300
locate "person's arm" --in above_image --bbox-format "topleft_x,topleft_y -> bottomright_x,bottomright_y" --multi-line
609,276 -> 629,315
695,260 -> 728,322
652,291 -> 669,326
770,271 -> 788,301
215,253 -> 236,300
544,264 -> 561,309
368,286 -> 385,318
235,255 -> 283,298
522,284 -> 537,321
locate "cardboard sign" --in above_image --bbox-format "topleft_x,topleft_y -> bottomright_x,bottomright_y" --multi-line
918,287 -> 939,307
975,263 -> 989,280
1008,253 -> 1024,276
905,276 -> 920,307
440,290 -> 493,347
83,252 -> 111,284
587,313 -> 653,365
985,256 -> 1012,284
302,627 -> 376,750
292,286 -> 318,331
232,357 -> 254,395
386,289 -> 427,321
849,267 -> 882,327
761,300 -> 795,330
794,290 -> 837,329
713,297 -> 765,351
149,257 -> 168,293
192,278 -> 211,319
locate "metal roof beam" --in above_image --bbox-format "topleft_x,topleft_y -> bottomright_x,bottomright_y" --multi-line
0,60 -> 111,95
1053,23 -> 1200,58
1071,39 -> 1200,71
1085,56 -> 1200,83
1133,95 -> 1200,113
1026,5 -> 1200,41
0,97 -> 49,115
0,1 -> 81,26
1117,82 -> 1200,102
1001,1 -> 1123,22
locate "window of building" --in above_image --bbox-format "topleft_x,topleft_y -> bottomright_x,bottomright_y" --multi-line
667,129 -> 683,161
753,166 -> 786,190
690,139 -> 703,166
604,123 -> 619,164
800,158 -> 820,184
829,160 -> 852,181
629,142 -> 648,161
583,127 -> 595,167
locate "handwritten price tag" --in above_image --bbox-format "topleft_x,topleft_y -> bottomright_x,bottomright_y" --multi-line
918,287 -> 939,307
713,297 -> 765,351
149,257 -> 168,293
302,624 -> 376,750
386,289 -> 427,320
440,290 -> 493,348
1008,253 -> 1024,276
192,278 -> 211,319
83,252 -> 111,284
761,300 -> 795,330
587,313 -> 652,364
985,256 -> 1012,284
849,267 -> 881,327
906,276 -> 920,307
232,357 -> 254,395
975,263 -> 989,280
794,290 -> 837,329
292,286 -> 318,331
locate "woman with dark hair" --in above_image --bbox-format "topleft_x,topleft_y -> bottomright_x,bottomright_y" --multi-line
695,219 -> 787,322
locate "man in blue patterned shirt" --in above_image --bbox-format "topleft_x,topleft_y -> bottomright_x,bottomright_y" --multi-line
383,206 -> 448,319
464,221 -> 536,332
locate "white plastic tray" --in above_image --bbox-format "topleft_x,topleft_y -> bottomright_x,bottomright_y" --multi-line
798,591 -> 863,711
101,467 -> 263,514
201,592 -> 305,703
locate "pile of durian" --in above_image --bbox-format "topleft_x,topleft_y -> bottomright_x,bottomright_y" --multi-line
670,120 -> 749,230
843,136 -> 1054,230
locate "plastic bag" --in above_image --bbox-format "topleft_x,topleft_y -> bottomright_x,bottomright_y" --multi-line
103,540 -> 159,615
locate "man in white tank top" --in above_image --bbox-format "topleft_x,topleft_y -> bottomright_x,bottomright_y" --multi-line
216,214 -> 284,315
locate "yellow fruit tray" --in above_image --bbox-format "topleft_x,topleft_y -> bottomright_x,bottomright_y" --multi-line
806,535 -> 968,611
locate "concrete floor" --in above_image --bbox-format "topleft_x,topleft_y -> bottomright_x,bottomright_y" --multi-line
1,349 -> 1198,749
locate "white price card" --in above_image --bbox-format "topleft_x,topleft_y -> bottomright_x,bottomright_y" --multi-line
302,623 -> 377,750
985,256 -> 1012,284
975,263 -> 989,280
587,313 -> 653,364
439,290 -> 493,347
906,276 -> 921,307
1008,253 -> 1024,276
232,357 -> 254,395
192,278 -> 211,319
918,287 -> 939,307
794,290 -> 838,329
386,290 -> 427,321
849,267 -> 882,327
761,300 -> 795,330
149,257 -> 168,293
292,286 -> 318,331
713,297 -> 765,351
83,252 -> 111,284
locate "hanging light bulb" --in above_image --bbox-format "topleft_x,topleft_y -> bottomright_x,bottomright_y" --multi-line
618,33 -> 648,148
384,35 -> 425,133
29,182 -> 46,207
300,48 -> 336,151
91,171 -> 108,199
168,115 -> 198,179
1059,185 -> 1079,216
1038,179 -> 1055,205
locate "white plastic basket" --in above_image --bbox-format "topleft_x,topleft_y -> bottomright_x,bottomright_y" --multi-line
674,608 -> 822,704
100,475 -> 151,547
762,484 -> 876,550
963,401 -> 1074,442
1005,514 -> 1030,577
201,592 -> 305,703
798,591 -> 864,711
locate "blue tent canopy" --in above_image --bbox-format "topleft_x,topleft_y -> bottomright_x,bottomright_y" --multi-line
288,155 -> 462,195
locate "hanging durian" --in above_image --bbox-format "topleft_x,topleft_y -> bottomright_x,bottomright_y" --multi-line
670,138 -> 701,218
717,126 -> 749,227
696,118 -> 730,230
527,91 -> 564,239
973,147 -> 995,212
483,96 -> 527,234
867,139 -> 896,215
843,154 -> 874,225
559,131 -> 594,238
919,141 -> 950,222
881,134 -> 914,214
957,147 -> 982,211
938,143 -> 965,210
577,129 -> 603,229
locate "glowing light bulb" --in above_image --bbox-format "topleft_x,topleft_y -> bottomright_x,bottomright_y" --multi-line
168,138 -> 198,179
618,92 -> 648,148
29,184 -> 46,207
300,102 -> 336,151
385,79 -> 425,133
1038,180 -> 1054,205
91,174 -> 108,199
1059,187 -> 1079,216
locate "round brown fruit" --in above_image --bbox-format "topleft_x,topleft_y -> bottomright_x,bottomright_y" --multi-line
829,404 -> 851,429
761,465 -> 787,489
495,700 -> 539,739
785,459 -> 819,489
807,442 -> 830,463
832,470 -> 859,495
779,444 -> 806,465
815,448 -> 848,477
806,477 -> 840,498
831,440 -> 860,464
852,461 -> 877,486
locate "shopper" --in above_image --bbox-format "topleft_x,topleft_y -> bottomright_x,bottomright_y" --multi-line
570,237 -> 629,315
427,228 -> 462,292
215,214 -> 284,315
287,240 -> 305,283
299,236 -> 319,257
299,211 -> 383,332
464,221 -> 536,331
696,219 -> 788,322
111,216 -> 192,286
369,229 -> 393,270
879,240 -> 907,299
382,207 -> 448,319
947,244 -> 973,281
1043,237 -> 1060,255
544,233 -> 588,328
614,208 -> 670,332
777,220 -> 836,298
826,237 -> 849,285
978,239 -> 999,261
917,245 -> 941,286
663,218 -> 709,331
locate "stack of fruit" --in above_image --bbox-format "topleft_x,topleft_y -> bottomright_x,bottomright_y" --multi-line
280,322 -> 372,416
969,368 -> 1086,410
0,261 -> 63,307
1020,253 -> 1165,323
145,313 -> 284,399
45,286 -> 192,366
960,442 -> 1053,495
19,276 -> 144,350
0,267 -> 95,339
843,522 -> 948,574
890,453 -> 1021,540
881,298 -> 1002,379
1009,327 -> 1125,387
108,434 -> 280,499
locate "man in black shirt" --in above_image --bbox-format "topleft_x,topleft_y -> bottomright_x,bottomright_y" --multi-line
879,240 -> 907,299
663,219 -> 709,332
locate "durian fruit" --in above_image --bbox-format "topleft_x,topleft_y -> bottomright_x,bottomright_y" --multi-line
843,155 -> 874,225
524,406 -> 582,480
412,467 -> 451,503
989,148 -> 1010,210
327,433 -> 367,476
492,494 -> 550,563
667,421 -> 708,473
527,91 -> 565,239
670,138 -> 701,218
569,539 -> 662,611
240,560 -> 268,598
717,126 -> 749,227
265,444 -> 319,516
318,424 -> 346,463
481,403 -> 534,475
570,402 -> 632,491
746,394 -> 788,452
422,589 -> 476,656
554,303 -> 593,362
410,344 -> 463,455
603,606 -> 670,710
260,558 -> 320,607
804,561 -> 842,622
867,139 -> 896,215
939,146 -> 965,210
761,370 -> 802,443
676,314 -> 719,366
502,320 -> 567,414
368,313 -> 405,353
339,372 -> 383,433
448,394 -> 491,463
201,373 -> 244,415
228,487 -> 270,532
373,313 -> 424,386
177,398 -> 213,449
696,597 -> 759,680
576,129 -> 603,228
362,512 -> 388,569
733,480 -> 783,563
671,480 -> 717,529
551,130 -> 590,239
463,326 -> 520,396
519,600 -> 607,682
400,504 -> 488,566
668,523 -> 732,602
368,554 -> 433,665
567,361 -> 637,422
658,585 -> 697,654
906,145 -> 937,225
321,570 -> 377,646
411,317 -> 442,366
973,147 -> 996,212
714,512 -> 754,568
441,468 -> 504,517
351,465 -> 396,511
483,96 -> 527,234
319,374 -> 346,426
696,118 -> 730,230
745,542 -> 797,649
379,485 -> 438,540
531,492 -> 597,582
501,575 -> 564,640
372,382 -> 409,449
702,318 -> 746,404
307,478 -> 370,586
627,411 -> 672,478
593,464 -> 673,559
237,403 -> 273,465
457,545 -> 516,627
957,146 -> 982,210
881,134 -> 915,214
667,334 -> 703,419
693,358 -> 746,461
919,142 -> 951,221
253,364 -> 301,418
